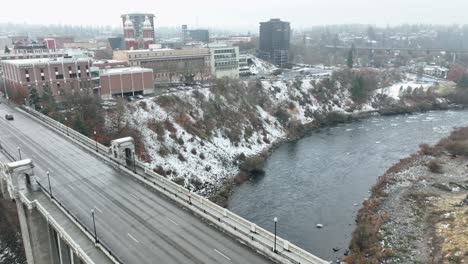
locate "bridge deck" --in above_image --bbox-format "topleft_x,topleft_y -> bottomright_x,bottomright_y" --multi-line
0,103 -> 273,264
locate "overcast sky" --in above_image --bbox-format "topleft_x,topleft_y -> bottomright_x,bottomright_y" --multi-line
2,0 -> 467,31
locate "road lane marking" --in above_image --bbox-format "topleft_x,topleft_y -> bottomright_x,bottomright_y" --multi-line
127,233 -> 139,243
94,206 -> 103,213
166,217 -> 179,226
130,194 -> 141,201
214,249 -> 231,261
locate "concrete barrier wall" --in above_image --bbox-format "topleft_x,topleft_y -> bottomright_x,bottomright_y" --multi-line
20,106 -> 328,264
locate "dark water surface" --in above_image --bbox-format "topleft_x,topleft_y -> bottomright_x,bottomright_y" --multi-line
228,109 -> 468,261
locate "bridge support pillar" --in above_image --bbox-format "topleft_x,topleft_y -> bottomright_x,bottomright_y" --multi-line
57,233 -> 72,264
0,176 -> 8,198
17,202 -> 60,264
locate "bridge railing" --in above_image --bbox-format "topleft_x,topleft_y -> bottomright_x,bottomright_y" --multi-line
141,168 -> 327,264
20,106 -> 110,154
18,191 -> 98,264
19,105 -> 328,264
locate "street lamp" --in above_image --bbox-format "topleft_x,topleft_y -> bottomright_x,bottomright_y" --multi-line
93,131 -> 98,152
17,147 -> 21,160
273,217 -> 278,253
91,209 -> 98,244
46,171 -> 53,198
132,150 -> 136,174
64,117 -> 69,136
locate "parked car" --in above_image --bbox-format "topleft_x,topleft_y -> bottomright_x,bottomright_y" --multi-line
5,114 -> 14,120
136,95 -> 144,99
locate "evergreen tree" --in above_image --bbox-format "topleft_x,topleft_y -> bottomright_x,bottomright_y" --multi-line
457,73 -> 468,89
28,87 -> 40,108
351,75 -> 365,103
41,85 -> 56,115
4,45 -> 10,54
347,44 -> 355,68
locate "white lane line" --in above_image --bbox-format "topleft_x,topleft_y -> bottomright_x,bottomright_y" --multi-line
214,249 -> 231,261
127,233 -> 139,243
68,185 -> 76,191
94,206 -> 103,214
130,194 -> 141,200
166,217 -> 179,226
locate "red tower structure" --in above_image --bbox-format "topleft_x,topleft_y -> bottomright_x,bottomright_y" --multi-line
142,16 -> 155,49
123,15 -> 138,50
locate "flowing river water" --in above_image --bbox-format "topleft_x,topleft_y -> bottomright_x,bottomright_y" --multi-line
228,109 -> 468,262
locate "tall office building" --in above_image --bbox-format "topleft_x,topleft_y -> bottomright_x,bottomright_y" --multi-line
259,18 -> 290,67
121,13 -> 155,50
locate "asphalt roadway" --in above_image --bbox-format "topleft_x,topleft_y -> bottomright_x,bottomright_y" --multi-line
0,102 -> 273,264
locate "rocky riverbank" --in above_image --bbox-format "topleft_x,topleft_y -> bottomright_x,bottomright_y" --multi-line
345,127 -> 468,264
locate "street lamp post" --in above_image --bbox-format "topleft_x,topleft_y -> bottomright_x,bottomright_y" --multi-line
132,150 -> 136,174
93,131 -> 98,152
46,171 -> 53,198
64,117 -> 69,136
17,147 -> 21,160
91,209 -> 98,244
273,217 -> 278,253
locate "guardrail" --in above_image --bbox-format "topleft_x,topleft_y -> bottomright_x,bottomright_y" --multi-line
19,105 -> 328,264
20,106 -> 109,154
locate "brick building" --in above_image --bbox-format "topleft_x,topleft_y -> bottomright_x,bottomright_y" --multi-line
1,56 -> 93,99
98,67 -> 153,99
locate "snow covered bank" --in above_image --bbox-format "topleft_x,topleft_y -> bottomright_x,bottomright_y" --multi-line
121,69 -> 451,196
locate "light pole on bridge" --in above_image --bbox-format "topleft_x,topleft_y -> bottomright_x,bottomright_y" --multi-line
132,150 -> 136,174
64,117 -> 69,136
17,147 -> 21,160
273,217 -> 278,253
91,209 -> 98,244
93,131 -> 98,152
46,171 -> 53,198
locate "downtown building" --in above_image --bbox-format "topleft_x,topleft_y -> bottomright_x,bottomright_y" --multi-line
121,13 -> 155,50
259,19 -> 290,67
113,47 -> 212,83
1,56 -> 93,100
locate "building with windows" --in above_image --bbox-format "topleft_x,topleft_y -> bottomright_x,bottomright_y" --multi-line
259,18 -> 290,67
1,56 -> 93,99
121,13 -> 155,50
239,55 -> 252,76
208,44 -> 239,79
98,67 -> 153,99
113,47 -> 211,83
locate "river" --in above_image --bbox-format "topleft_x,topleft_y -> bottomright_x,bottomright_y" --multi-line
228,109 -> 468,262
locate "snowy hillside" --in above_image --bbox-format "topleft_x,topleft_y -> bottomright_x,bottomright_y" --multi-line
121,70 -> 445,196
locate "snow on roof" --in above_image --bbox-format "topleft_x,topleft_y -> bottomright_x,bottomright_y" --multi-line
2,56 -> 91,65
100,67 -> 152,76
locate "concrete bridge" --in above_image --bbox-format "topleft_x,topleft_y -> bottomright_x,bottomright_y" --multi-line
0,101 -> 328,264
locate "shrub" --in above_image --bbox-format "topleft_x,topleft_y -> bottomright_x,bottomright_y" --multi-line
428,160 -> 443,173
191,148 -> 197,155
177,153 -> 186,162
445,141 -> 468,156
199,153 -> 206,160
148,119 -> 165,141
153,166 -> 167,177
419,143 -> 437,156
239,156 -> 265,177
158,145 -> 170,157
173,177 -> 185,186
274,108 -> 291,125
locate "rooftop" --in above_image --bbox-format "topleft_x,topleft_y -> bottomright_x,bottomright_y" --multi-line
100,67 -> 152,75
1,56 -> 91,65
